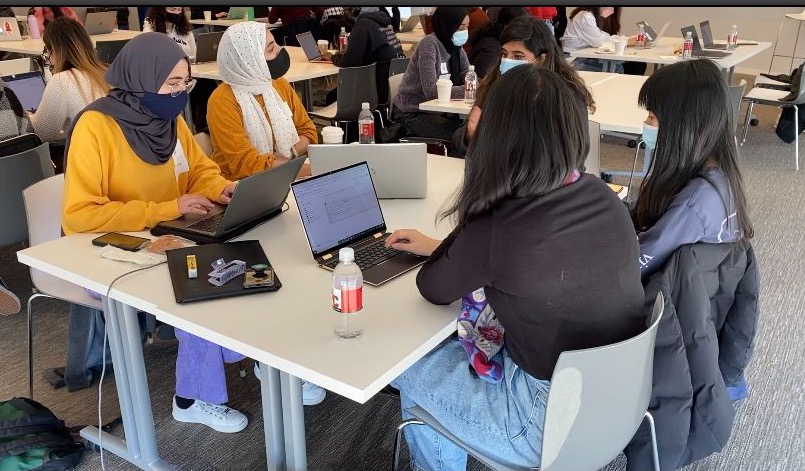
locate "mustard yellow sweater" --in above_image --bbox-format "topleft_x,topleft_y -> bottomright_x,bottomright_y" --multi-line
207,79 -> 318,181
62,111 -> 230,235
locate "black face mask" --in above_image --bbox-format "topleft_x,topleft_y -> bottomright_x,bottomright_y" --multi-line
165,12 -> 183,24
266,48 -> 291,79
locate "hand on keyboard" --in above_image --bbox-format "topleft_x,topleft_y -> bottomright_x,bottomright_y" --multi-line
385,229 -> 441,257
178,194 -> 214,215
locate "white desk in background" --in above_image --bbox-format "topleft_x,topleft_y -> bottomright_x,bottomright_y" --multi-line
188,17 -> 280,29
396,24 -> 426,47
0,29 -> 141,56
17,154 -> 463,471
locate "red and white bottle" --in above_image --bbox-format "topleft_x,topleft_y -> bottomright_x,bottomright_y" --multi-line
727,25 -> 738,51
358,102 -> 375,144
332,247 -> 363,339
338,27 -> 348,53
682,31 -> 693,59
635,23 -> 646,50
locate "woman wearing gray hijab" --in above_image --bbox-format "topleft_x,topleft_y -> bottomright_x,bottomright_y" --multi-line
62,33 -> 248,434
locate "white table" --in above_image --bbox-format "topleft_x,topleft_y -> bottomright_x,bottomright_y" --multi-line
396,24 -> 426,47
17,154 -> 464,471
188,17 -> 280,29
0,29 -> 141,55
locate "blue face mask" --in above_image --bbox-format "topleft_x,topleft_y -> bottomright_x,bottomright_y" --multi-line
499,57 -> 530,75
642,122 -> 658,149
451,29 -> 469,47
140,91 -> 188,120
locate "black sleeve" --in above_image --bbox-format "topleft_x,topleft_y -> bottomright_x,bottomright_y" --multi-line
332,19 -> 370,68
416,215 -> 493,305
469,38 -> 498,79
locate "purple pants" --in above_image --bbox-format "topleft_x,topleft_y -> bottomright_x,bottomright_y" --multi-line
175,328 -> 245,404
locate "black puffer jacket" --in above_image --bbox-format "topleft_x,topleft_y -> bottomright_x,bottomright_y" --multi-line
626,241 -> 760,471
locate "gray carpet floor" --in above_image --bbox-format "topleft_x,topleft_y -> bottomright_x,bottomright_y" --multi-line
1,77 -> 803,470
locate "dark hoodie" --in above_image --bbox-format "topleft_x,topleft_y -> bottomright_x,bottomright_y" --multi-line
332,11 -> 403,103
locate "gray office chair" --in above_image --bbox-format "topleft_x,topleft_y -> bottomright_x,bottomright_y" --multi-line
389,57 -> 410,77
729,79 -> 747,126
310,63 -> 378,142
393,293 -> 664,471
0,140 -> 54,248
742,67 -> 805,170
386,73 -> 450,155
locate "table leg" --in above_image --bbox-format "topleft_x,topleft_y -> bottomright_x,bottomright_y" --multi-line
259,362 -> 287,471
280,372 -> 308,471
302,80 -> 313,111
727,66 -> 736,85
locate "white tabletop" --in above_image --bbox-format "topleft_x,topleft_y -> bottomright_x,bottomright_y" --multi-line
17,154 -> 464,404
192,46 -> 339,83
189,17 -> 279,29
589,74 -> 649,134
397,25 -> 426,46
0,29 -> 141,55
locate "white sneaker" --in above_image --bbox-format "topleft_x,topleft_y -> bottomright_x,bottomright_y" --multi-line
172,396 -> 248,433
253,363 -> 327,406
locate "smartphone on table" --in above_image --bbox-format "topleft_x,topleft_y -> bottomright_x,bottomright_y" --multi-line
91,233 -> 150,252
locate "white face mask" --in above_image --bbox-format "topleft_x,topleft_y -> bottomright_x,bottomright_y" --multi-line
600,7 -> 615,18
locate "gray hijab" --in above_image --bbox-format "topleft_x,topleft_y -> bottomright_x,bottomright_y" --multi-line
65,33 -> 188,165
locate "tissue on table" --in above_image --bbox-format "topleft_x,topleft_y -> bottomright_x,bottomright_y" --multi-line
98,245 -> 166,265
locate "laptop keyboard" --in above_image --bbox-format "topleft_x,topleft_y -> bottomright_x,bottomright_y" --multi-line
187,212 -> 225,234
323,239 -> 401,271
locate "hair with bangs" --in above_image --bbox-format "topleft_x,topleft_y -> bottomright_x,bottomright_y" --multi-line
442,66 -> 589,225
636,59 -> 753,239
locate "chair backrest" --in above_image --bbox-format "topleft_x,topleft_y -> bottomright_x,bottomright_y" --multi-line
728,79 -> 746,124
585,120 -> 601,177
389,57 -> 410,77
22,174 -> 64,248
540,293 -> 664,471
334,63 -> 378,121
388,73 -> 404,119
791,65 -> 805,105
193,132 -> 213,156
0,142 -> 55,247
95,39 -> 130,64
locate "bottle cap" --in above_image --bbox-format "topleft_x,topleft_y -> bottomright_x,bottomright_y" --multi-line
361,102 -> 369,109
341,27 -> 346,32
339,247 -> 355,262
468,65 -> 475,71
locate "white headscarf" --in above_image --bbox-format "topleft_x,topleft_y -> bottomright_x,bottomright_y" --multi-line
217,21 -> 299,158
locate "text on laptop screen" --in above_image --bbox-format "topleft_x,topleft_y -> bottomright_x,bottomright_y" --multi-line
294,163 -> 385,255
3,73 -> 46,112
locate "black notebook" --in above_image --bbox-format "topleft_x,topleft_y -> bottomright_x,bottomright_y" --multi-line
166,240 -> 281,304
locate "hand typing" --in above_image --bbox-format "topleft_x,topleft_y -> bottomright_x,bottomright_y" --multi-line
385,229 -> 441,257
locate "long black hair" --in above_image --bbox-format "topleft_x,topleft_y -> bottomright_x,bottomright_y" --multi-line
636,59 -> 753,239
442,65 -> 589,224
476,16 -> 595,113
145,7 -> 192,37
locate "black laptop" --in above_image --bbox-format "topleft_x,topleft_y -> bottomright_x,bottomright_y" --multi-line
680,25 -> 732,59
1,71 -> 46,113
699,20 -> 758,50
291,161 -> 426,286
194,31 -> 224,64
152,158 -> 305,243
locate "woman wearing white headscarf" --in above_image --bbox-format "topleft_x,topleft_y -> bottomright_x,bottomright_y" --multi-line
207,21 -> 317,181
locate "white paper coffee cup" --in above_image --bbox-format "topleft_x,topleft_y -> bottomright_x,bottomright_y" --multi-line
436,79 -> 452,103
203,11 -> 212,21
321,126 -> 344,144
613,37 -> 627,55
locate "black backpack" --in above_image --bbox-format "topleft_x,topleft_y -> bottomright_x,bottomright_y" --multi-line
0,397 -> 84,470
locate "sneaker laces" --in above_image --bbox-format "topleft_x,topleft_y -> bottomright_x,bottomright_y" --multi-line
199,402 -> 232,420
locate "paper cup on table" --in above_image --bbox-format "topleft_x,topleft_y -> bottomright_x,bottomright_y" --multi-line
203,11 -> 212,21
613,36 -> 627,55
317,40 -> 329,55
321,126 -> 344,144
436,79 -> 452,104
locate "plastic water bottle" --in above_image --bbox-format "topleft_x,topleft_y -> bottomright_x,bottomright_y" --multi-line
682,31 -> 693,59
464,65 -> 477,105
27,8 -> 40,39
338,27 -> 348,53
727,24 -> 738,51
358,102 -> 375,144
332,248 -> 363,339
635,23 -> 646,50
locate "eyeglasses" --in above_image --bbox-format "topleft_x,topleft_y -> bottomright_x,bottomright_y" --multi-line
41,46 -> 51,62
168,78 -> 196,97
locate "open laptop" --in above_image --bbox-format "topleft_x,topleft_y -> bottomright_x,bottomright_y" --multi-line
635,21 -> 670,48
699,20 -> 758,50
680,26 -> 732,59
194,31 -> 224,64
400,15 -> 420,33
296,31 -> 332,62
84,11 -> 117,35
153,157 -> 305,243
0,18 -> 23,41
1,71 -> 46,113
227,7 -> 248,19
291,161 -> 427,286
307,143 -> 427,199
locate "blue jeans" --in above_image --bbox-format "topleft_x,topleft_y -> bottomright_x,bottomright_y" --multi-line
572,57 -> 624,74
391,340 -> 550,471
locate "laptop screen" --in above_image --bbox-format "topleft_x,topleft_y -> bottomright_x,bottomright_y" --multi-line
2,72 -> 46,113
700,21 -> 714,45
292,162 -> 386,258
296,31 -> 320,60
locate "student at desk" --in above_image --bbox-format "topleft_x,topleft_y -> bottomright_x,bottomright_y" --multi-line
207,21 -> 317,181
386,65 -> 645,471
61,33 -> 251,433
562,7 -> 634,73
143,7 -> 197,58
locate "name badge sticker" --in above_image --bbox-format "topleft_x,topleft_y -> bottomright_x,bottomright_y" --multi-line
440,62 -> 448,74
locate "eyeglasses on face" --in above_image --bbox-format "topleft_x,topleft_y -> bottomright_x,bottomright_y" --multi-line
168,78 -> 196,97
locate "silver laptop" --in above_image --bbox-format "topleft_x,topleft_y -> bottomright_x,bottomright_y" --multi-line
154,157 -> 305,242
1,71 -> 46,112
680,25 -> 732,59
400,15 -> 420,33
0,18 -> 23,41
296,31 -> 332,62
635,21 -> 670,48
84,11 -> 117,35
308,143 -> 427,199
699,20 -> 757,50
291,161 -> 427,286
194,31 -> 224,64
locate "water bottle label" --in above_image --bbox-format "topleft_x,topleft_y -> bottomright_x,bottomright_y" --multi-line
360,121 -> 374,138
333,287 -> 362,313
339,36 -> 347,50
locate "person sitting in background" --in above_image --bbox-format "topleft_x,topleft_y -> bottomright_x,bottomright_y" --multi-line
143,7 -> 196,58
267,6 -> 324,26
387,65 -> 645,471
0,80 -> 33,141
392,7 -> 469,142
207,22 -> 317,182
466,7 -> 528,78
562,7 -> 634,73
463,7 -> 489,52
454,16 -> 593,156
268,6 -> 324,45
526,6 -> 557,34
323,7 -> 403,106
30,18 -> 109,143
32,7 -> 81,35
